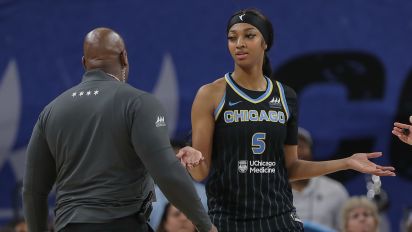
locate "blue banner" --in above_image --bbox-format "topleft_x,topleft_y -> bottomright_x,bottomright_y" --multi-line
1,0 -> 412,231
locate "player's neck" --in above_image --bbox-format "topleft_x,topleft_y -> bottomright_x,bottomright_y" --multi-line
232,67 -> 266,91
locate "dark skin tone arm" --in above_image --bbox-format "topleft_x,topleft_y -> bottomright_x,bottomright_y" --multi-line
187,78 -> 226,181
188,81 -> 396,180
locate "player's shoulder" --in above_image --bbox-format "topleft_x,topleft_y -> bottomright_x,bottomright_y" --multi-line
199,77 -> 226,94
196,76 -> 226,100
193,76 -> 226,112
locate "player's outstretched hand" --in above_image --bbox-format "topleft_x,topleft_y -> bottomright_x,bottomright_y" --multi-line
176,146 -> 205,169
392,115 -> 412,145
346,152 -> 395,176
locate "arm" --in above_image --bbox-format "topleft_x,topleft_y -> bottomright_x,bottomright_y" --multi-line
285,145 -> 343,181
23,117 -> 56,232
282,85 -> 394,180
285,145 -> 395,181
392,115 -> 412,145
187,84 -> 220,181
130,94 -> 213,232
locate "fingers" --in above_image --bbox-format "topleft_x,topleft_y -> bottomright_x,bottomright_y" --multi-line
180,158 -> 200,169
186,161 -> 200,169
392,129 -> 409,142
367,164 -> 396,176
372,169 -> 396,176
176,146 -> 204,168
392,126 -> 405,133
391,128 -> 403,136
410,115 -> 412,124
366,152 -> 382,159
180,158 -> 187,167
186,159 -> 202,169
375,165 -> 395,171
366,153 -> 396,175
176,146 -> 203,159
181,146 -> 204,158
394,122 -> 410,129
186,156 -> 203,167
180,146 -> 198,153
373,171 -> 395,176
176,149 -> 185,159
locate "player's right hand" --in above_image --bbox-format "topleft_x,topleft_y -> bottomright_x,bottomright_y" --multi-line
176,146 -> 205,169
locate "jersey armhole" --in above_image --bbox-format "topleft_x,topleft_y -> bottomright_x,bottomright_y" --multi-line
275,81 -> 290,121
213,91 -> 226,120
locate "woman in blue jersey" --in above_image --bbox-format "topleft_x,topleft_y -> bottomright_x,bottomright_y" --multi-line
183,8 -> 395,232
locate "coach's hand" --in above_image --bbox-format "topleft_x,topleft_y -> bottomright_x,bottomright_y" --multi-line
392,115 -> 412,145
176,146 -> 205,169
346,152 -> 395,176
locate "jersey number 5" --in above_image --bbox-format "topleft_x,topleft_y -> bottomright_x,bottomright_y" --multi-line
252,132 -> 266,154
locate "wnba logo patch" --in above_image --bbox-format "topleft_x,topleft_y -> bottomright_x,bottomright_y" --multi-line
269,97 -> 281,109
238,160 -> 248,173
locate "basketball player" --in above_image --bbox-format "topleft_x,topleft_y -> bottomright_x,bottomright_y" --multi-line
393,115 -> 412,145
183,9 -> 395,232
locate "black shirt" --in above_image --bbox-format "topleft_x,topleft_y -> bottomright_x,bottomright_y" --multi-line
23,70 -> 212,232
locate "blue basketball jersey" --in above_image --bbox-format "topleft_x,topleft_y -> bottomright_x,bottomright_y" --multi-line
206,73 -> 303,232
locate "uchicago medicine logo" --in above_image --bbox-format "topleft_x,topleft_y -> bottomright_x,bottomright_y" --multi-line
238,160 -> 276,174
238,160 -> 248,173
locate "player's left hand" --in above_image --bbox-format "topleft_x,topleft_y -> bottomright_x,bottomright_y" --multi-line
346,152 -> 396,176
176,146 -> 205,169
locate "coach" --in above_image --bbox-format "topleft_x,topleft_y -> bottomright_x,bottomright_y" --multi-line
23,27 -> 216,232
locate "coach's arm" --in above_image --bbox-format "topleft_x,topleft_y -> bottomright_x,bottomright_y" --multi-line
131,94 -> 215,232
23,113 -> 56,232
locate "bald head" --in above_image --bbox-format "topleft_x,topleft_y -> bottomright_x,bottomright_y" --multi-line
82,27 -> 129,80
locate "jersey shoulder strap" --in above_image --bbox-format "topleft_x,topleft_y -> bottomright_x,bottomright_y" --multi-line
274,81 -> 290,121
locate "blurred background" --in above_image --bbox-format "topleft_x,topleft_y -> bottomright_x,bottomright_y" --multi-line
1,0 -> 412,231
